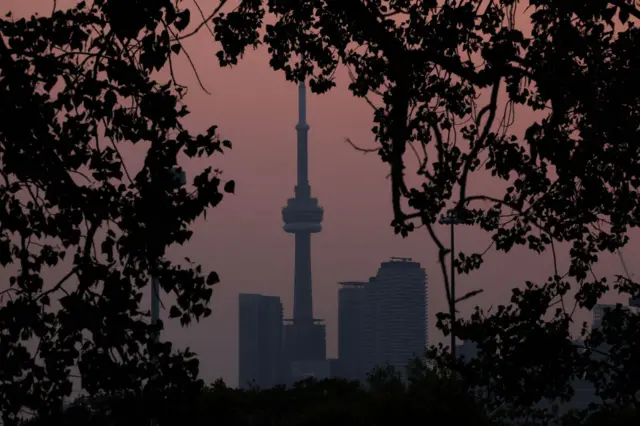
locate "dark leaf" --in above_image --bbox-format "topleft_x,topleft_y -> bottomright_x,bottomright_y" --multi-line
223,180 -> 235,194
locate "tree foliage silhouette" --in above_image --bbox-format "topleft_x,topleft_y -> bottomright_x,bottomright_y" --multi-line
0,1 -> 233,424
33,362 -> 636,426
47,366 -> 495,426
209,0 -> 640,422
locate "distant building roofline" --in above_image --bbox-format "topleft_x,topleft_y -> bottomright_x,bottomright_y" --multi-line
284,318 -> 325,323
389,256 -> 413,262
338,281 -> 366,287
238,293 -> 282,300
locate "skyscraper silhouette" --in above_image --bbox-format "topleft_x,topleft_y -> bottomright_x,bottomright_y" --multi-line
337,281 -> 366,381
361,258 -> 427,378
238,294 -> 284,388
334,258 -> 427,382
281,82 -> 326,376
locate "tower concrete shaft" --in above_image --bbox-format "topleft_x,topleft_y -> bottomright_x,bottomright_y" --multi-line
293,232 -> 312,322
282,82 -> 323,325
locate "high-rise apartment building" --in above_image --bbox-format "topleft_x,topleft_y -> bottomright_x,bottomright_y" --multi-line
362,258 -> 428,376
238,293 -> 284,389
336,258 -> 427,381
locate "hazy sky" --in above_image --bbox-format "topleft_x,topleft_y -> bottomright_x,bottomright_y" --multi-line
3,0 -> 637,388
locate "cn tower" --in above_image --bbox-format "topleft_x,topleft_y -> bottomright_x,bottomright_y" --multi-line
282,82 -> 326,366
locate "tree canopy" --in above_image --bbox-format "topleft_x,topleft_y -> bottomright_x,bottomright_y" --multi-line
0,1 -> 233,424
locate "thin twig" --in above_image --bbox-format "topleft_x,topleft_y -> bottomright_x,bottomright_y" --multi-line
174,0 -> 229,41
344,137 -> 378,153
163,19 -> 211,95
191,0 -> 217,40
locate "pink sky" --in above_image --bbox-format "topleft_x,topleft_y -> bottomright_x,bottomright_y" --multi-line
3,0 -> 636,387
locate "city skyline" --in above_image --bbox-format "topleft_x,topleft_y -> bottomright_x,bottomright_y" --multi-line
237,85 -> 429,387
239,256 -> 428,387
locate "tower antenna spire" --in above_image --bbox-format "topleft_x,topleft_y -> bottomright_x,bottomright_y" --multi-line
294,81 -> 310,198
298,80 -> 307,125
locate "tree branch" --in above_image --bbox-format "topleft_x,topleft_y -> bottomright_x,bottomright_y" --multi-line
425,221 -> 453,310
458,76 -> 501,206
38,266 -> 79,300
607,0 -> 640,20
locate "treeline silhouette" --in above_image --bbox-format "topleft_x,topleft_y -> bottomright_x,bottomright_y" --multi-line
28,363 -> 637,426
